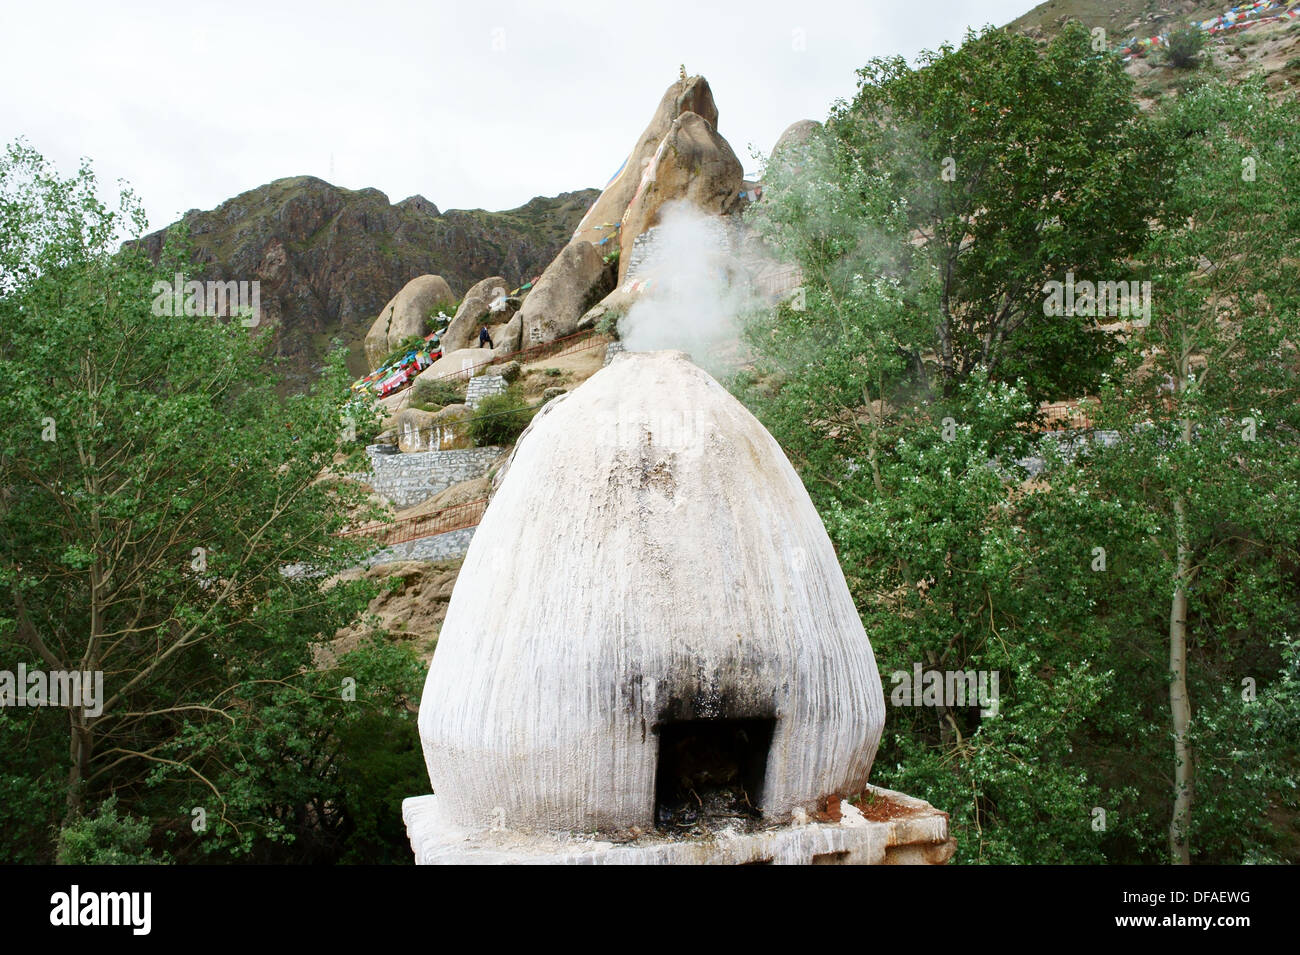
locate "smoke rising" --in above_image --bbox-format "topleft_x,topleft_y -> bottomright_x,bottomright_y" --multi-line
618,201 -> 767,374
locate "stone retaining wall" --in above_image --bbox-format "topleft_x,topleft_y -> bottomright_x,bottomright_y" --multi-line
465,375 -> 507,409
364,445 -> 502,509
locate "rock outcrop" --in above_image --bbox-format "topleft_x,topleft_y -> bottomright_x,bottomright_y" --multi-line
441,275 -> 512,354
516,72 -> 748,342
518,241 -> 614,345
394,408 -> 443,453
616,111 -> 744,283
768,119 -> 822,179
569,75 -> 719,249
364,275 -> 455,369
772,119 -> 821,158
137,176 -> 598,388
395,404 -> 469,452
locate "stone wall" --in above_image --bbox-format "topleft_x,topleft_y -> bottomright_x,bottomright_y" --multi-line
465,374 -> 507,409
364,444 -> 502,509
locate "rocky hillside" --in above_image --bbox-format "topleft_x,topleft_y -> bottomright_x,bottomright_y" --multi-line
1007,0 -> 1300,97
139,177 -> 598,388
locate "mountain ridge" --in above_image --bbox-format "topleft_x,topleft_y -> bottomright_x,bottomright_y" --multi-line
140,176 -> 598,386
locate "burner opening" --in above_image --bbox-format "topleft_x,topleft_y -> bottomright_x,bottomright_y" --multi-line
653,718 -> 775,832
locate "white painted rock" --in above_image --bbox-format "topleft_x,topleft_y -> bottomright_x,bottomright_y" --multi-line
417,350 -> 885,832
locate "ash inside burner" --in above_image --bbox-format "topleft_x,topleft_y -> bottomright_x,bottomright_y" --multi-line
653,718 -> 775,833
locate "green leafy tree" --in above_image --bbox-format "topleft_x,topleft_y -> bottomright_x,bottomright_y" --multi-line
751,22 -> 1164,404
737,37 -> 1300,864
1166,28 -> 1205,70
0,142 -> 423,862
1051,81 -> 1300,863
734,297 -> 1119,861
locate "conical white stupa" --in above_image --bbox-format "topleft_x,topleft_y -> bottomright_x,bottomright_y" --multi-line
417,350 -> 885,833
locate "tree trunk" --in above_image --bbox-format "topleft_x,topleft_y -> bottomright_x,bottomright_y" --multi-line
65,712 -> 93,824
1168,492 -> 1192,865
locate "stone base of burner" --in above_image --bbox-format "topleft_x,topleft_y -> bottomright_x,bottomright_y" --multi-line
402,785 -> 956,865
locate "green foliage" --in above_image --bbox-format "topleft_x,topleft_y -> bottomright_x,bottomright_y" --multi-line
596,309 -> 623,340
466,387 -> 537,447
152,636 -> 426,863
57,796 -> 164,865
378,334 -> 428,369
1053,80 -> 1300,862
0,142 -> 420,864
1166,28 -> 1205,69
734,57 -> 1300,864
749,21 -> 1163,404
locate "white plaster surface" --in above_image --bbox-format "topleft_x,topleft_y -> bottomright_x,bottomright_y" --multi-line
416,350 -> 886,833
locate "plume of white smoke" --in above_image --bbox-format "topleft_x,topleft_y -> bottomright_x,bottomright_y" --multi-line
618,200 -> 768,374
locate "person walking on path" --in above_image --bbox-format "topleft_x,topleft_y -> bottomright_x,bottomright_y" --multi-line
479,325 -> 494,349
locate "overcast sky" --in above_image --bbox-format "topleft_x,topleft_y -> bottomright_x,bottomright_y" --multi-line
2,0 -> 1031,231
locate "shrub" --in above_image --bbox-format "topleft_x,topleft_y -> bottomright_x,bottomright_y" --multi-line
467,387 -> 538,447
57,797 -> 164,865
1166,28 -> 1204,69
596,308 -> 623,340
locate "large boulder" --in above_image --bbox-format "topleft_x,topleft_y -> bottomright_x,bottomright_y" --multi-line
441,275 -> 512,353
569,75 -> 718,250
771,119 -> 821,159
768,119 -> 822,179
494,311 -> 523,353
393,404 -> 472,453
364,275 -> 456,369
394,408 -> 442,453
617,112 -> 744,284
518,241 -> 613,345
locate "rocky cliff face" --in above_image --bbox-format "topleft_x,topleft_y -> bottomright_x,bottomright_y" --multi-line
139,176 -> 597,388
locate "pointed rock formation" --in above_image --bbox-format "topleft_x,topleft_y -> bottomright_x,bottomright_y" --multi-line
569,75 -> 718,250
616,111 -> 744,284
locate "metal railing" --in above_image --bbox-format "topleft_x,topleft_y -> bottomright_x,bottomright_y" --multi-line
339,497 -> 489,547
1036,401 -> 1096,432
